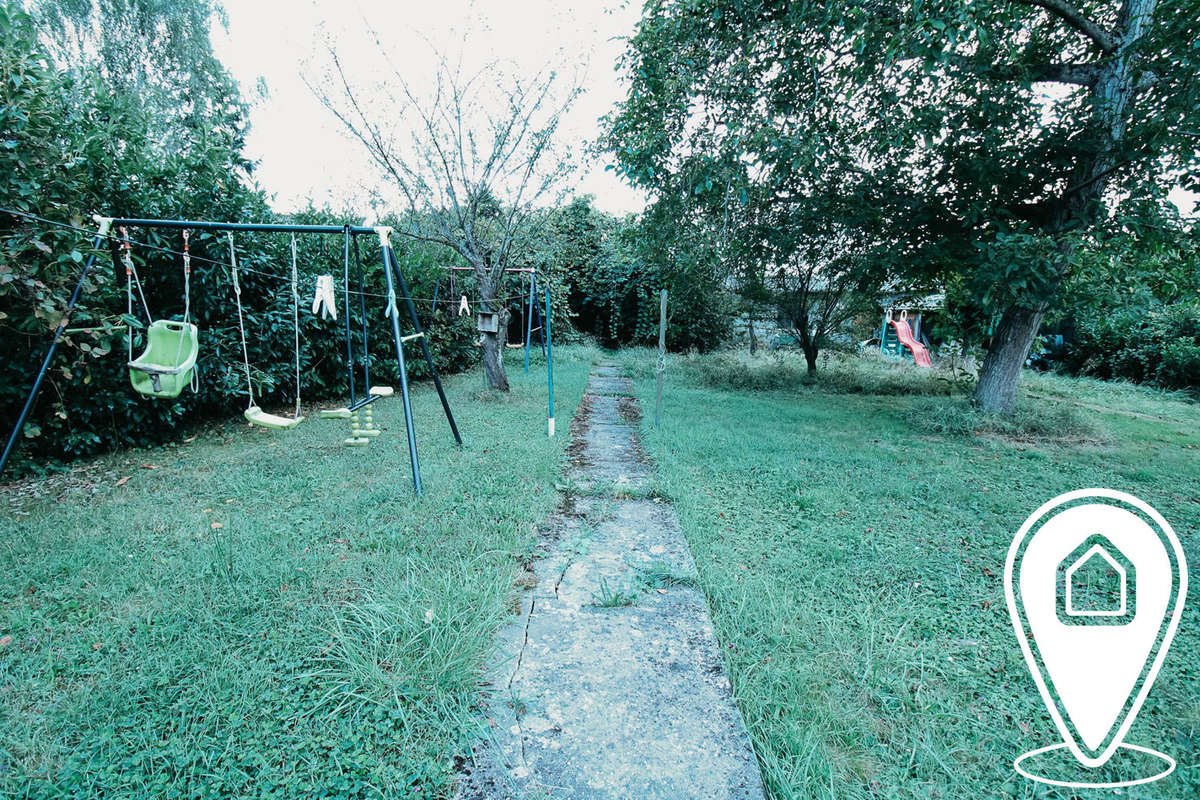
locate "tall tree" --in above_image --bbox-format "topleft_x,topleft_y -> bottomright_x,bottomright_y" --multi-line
311,46 -> 580,391
909,0 -> 1199,411
607,0 -> 1199,410
763,209 -> 876,374
30,0 -> 237,155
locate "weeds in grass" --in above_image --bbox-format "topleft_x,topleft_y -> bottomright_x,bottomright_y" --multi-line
612,348 -> 659,380
507,687 -> 528,717
622,348 -> 1198,799
690,352 -> 810,391
813,354 -> 968,396
689,350 -> 971,397
592,578 -> 637,607
1023,369 -> 1199,421
906,397 -> 1107,443
469,386 -> 521,404
0,348 -> 594,798
635,562 -> 698,590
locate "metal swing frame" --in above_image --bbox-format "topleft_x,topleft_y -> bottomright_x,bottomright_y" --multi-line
445,264 -> 556,435
0,215 -> 461,497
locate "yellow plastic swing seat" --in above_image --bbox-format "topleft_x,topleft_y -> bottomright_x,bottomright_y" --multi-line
320,386 -> 391,418
244,406 -> 305,429
129,320 -> 199,399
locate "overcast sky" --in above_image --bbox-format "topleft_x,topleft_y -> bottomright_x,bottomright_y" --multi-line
211,0 -> 648,217
212,1 -> 1195,220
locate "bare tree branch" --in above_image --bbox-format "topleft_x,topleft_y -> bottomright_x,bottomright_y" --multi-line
307,34 -> 582,390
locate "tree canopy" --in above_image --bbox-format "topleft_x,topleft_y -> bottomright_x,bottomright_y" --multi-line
606,0 -> 1200,407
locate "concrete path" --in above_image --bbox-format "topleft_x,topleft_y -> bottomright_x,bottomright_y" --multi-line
458,362 -> 765,800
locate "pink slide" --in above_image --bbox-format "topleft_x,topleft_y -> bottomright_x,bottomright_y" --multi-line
890,318 -> 933,367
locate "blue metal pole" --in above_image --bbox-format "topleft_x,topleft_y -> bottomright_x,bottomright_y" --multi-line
546,285 -> 555,438
524,272 -> 535,374
380,239 -> 422,497
342,227 -> 356,408
1,227 -> 109,478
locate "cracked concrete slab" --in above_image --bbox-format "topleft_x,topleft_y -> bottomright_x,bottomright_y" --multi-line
586,374 -> 636,396
458,362 -> 765,800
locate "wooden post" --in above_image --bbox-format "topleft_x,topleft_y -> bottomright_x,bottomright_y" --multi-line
655,289 -> 667,428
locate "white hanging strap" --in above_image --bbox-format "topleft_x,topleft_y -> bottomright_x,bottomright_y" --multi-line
458,294 -> 470,316
385,285 -> 400,320
228,233 -> 255,409
312,275 -> 338,320
291,235 -> 302,419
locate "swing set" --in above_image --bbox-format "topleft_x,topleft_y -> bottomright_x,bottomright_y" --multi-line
0,215 -> 461,497
446,266 -> 547,374
443,265 -> 556,435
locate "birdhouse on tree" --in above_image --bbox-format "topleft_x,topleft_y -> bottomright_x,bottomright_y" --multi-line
476,311 -> 500,333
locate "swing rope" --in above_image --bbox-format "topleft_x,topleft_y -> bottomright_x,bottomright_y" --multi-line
290,234 -> 302,418
228,233 -> 256,409
228,232 -> 304,421
175,231 -> 195,390
121,227 -> 152,364
181,230 -> 191,324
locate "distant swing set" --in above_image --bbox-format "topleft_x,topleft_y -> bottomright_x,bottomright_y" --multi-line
447,265 -> 547,370
0,214 -> 465,497
446,265 -> 556,435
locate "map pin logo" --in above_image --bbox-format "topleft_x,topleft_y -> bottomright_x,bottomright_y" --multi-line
1005,489 -> 1187,788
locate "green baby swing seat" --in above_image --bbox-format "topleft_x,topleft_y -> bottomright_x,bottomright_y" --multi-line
129,319 -> 199,399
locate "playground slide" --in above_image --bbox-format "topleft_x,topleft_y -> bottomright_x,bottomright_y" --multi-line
889,318 -> 933,368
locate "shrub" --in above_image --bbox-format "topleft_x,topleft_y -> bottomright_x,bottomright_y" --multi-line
906,397 -> 1105,444
689,350 -> 971,396
550,197 -> 731,353
1065,302 -> 1200,393
689,353 -> 810,392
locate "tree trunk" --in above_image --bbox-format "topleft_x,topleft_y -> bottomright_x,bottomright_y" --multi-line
748,318 -> 758,355
790,312 -> 819,374
478,272 -> 510,392
803,343 -> 818,374
480,332 -> 509,391
970,0 -> 1154,413
973,302 -> 1045,413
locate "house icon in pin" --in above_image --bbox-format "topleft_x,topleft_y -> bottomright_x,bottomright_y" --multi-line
1056,535 -> 1135,625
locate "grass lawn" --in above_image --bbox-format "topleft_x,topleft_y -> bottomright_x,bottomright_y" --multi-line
621,350 -> 1200,800
0,346 -> 595,799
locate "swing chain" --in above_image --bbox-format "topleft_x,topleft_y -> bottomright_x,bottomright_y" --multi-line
181,229 -> 191,324
120,226 -> 152,323
120,226 -> 152,362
